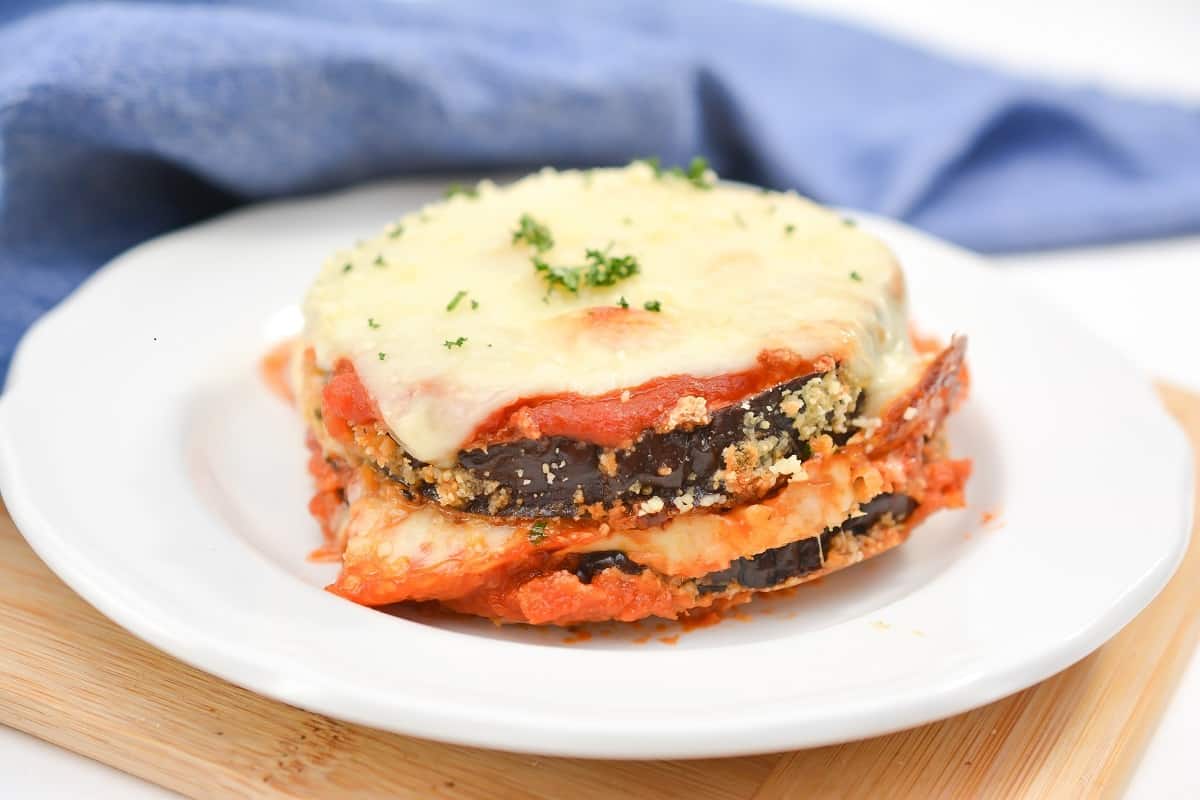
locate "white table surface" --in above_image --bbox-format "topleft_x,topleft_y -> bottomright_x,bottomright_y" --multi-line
4,1 -> 1198,796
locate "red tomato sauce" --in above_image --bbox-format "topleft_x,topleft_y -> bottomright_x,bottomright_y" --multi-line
320,358 -> 378,441
467,349 -> 829,449
259,340 -> 296,404
315,349 -> 828,450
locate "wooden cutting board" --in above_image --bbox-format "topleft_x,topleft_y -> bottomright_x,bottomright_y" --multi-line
0,385 -> 1196,799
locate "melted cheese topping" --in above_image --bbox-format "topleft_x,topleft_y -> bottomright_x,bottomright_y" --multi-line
302,163 -> 918,465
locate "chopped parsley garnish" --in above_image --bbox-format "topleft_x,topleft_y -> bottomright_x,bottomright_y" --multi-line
643,299 -> 662,312
367,317 -> 381,329
515,216 -> 639,299
678,156 -> 713,189
377,352 -> 388,361
785,224 -> 796,235
342,262 -> 353,273
512,213 -> 555,253
444,183 -> 478,199
634,155 -> 713,189
387,224 -> 404,239
446,290 -> 468,311
849,271 -> 863,282
532,248 -> 640,299
843,217 -> 857,227
443,336 -> 467,350
584,247 -> 640,287
533,256 -> 582,296
373,254 -> 386,267
617,296 -> 629,309
528,520 -> 548,544
470,299 -> 479,310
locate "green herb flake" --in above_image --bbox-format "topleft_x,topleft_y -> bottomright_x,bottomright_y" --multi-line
617,296 -> 629,309
622,216 -> 633,226
387,224 -> 404,239
785,224 -> 796,236
470,299 -> 479,310
528,520 -> 548,544
849,271 -> 863,282
373,254 -> 386,267
377,352 -> 388,361
843,217 -> 857,227
443,336 -> 468,350
638,155 -> 713,189
734,212 -> 746,228
516,215 -> 640,300
342,262 -> 353,273
643,299 -> 662,312
444,183 -> 479,200
533,256 -> 582,297
682,156 -> 713,189
446,290 -> 468,311
512,213 -> 555,253
367,317 -> 381,329
583,247 -> 640,287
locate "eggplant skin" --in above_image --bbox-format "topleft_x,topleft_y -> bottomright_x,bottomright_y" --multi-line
368,366 -> 861,521
567,492 -> 915,596
695,492 -> 916,593
572,551 -> 645,585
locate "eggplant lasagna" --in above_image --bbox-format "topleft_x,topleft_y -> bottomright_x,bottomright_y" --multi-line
287,161 -> 970,625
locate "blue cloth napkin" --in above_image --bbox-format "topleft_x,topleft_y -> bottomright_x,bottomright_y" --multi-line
3,0 -> 1200,382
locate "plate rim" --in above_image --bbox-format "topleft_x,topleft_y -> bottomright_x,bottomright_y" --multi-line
0,189 -> 1193,759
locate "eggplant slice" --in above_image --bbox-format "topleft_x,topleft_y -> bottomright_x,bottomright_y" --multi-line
570,492 -> 916,593
363,367 -> 861,521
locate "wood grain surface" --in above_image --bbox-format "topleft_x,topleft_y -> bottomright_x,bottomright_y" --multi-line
0,386 -> 1196,799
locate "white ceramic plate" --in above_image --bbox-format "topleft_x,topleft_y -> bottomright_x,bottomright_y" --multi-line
0,179 -> 1192,759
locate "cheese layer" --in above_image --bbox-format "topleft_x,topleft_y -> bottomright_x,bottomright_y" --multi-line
302,163 -> 919,465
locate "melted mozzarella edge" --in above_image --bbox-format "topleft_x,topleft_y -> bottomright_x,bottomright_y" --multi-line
301,163 -> 920,465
